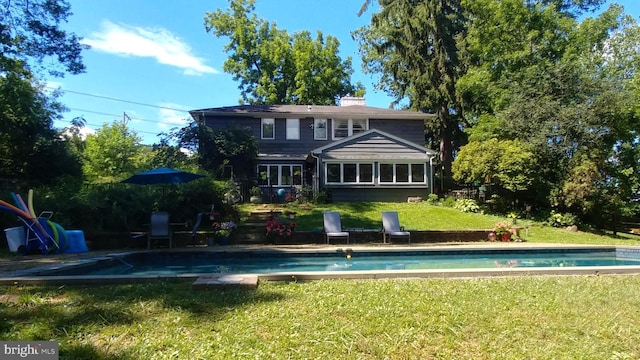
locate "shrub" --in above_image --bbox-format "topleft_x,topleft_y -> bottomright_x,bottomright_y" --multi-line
313,189 -> 331,204
439,196 -> 456,208
453,199 -> 480,213
546,211 -> 578,227
426,194 -> 439,205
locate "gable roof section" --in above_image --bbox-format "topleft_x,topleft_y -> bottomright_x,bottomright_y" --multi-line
311,129 -> 437,161
190,104 -> 434,120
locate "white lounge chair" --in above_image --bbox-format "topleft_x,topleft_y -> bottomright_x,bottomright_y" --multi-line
148,211 -> 173,249
382,211 -> 411,244
323,211 -> 350,244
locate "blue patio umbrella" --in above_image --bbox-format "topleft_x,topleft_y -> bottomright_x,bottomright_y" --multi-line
121,167 -> 204,185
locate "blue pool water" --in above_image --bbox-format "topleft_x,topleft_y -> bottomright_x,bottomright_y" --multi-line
38,248 -> 640,276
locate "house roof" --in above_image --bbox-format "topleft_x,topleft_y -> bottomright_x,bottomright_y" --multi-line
311,129 -> 437,161
189,104 -> 435,120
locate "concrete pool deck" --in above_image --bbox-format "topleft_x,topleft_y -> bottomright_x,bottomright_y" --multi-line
2,242 -> 640,285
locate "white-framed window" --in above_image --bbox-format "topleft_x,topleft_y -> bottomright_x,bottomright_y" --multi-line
325,162 -> 374,184
257,164 -> 303,186
286,118 -> 299,140
314,118 -> 327,140
261,118 -> 274,139
352,118 -> 367,135
332,118 -> 368,139
379,163 -> 426,184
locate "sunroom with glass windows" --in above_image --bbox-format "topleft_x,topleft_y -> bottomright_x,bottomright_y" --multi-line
310,129 -> 437,202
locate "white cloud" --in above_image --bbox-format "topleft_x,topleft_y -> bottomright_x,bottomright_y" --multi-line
78,126 -> 97,138
62,125 -> 96,140
82,20 -> 218,76
158,103 -> 190,130
44,80 -> 63,90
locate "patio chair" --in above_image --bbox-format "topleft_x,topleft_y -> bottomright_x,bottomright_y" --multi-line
323,211 -> 350,244
381,211 -> 411,244
148,211 -> 173,249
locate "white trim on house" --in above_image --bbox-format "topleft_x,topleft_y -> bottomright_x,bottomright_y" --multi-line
257,164 -> 303,187
312,129 -> 436,191
312,128 -> 437,157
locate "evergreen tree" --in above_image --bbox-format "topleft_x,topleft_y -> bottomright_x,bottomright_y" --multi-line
355,0 -> 467,186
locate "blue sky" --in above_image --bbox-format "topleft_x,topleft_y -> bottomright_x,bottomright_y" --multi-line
47,0 -> 639,144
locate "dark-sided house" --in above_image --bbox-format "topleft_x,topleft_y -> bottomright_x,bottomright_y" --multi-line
189,97 -> 437,202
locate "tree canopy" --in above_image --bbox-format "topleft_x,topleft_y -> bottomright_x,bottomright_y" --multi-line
205,0 -> 363,105
173,121 -> 258,179
0,0 -> 86,77
0,0 -> 87,186
82,122 -> 143,184
357,0 -> 640,225
457,0 -> 640,223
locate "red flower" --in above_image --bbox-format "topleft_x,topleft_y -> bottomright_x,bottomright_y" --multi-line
265,216 -> 295,242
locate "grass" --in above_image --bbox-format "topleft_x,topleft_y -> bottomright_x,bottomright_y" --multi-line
3,202 -> 640,358
2,277 -> 640,359
238,202 -> 640,246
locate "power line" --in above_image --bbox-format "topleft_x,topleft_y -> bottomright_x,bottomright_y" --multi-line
47,86 -> 191,113
60,120 -> 164,136
68,107 -> 172,125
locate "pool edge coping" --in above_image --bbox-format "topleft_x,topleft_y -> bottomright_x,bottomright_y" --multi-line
2,243 -> 640,285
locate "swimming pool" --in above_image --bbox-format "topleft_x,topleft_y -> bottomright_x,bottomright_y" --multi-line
7,245 -> 640,283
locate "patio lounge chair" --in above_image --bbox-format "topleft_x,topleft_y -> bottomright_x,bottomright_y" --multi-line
323,211 -> 349,244
148,211 -> 173,249
382,211 -> 411,244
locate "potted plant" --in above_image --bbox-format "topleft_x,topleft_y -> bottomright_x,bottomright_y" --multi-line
214,221 -> 236,245
265,215 -> 296,244
249,186 -> 262,204
493,221 -> 512,242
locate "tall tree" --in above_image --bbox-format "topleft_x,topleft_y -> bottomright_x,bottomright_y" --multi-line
0,68 -> 82,184
454,0 -> 640,223
355,0 -> 467,186
0,0 -> 86,77
82,122 -> 142,184
0,0 -> 87,185
205,0 -> 362,105
172,121 -> 258,179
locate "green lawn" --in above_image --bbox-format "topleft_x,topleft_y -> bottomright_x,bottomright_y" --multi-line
239,202 -> 640,246
2,277 -> 640,359
2,202 -> 640,358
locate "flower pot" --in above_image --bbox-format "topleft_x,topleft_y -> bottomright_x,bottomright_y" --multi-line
500,233 -> 511,242
218,237 -> 230,246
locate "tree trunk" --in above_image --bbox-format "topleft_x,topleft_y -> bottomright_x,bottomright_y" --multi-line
439,108 -> 454,188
